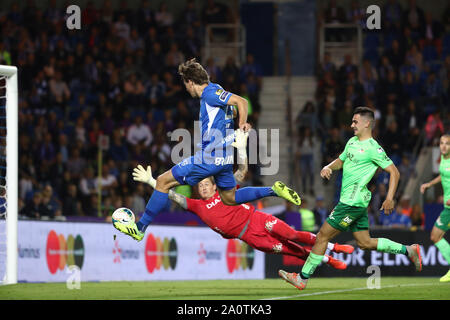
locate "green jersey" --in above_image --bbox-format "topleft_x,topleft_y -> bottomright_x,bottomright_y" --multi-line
439,155 -> 450,209
338,136 -> 393,208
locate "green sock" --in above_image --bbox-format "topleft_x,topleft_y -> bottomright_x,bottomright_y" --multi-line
435,238 -> 450,264
377,238 -> 407,255
301,252 -> 324,279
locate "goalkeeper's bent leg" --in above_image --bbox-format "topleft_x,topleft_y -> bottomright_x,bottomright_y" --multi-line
266,216 -> 321,245
266,218 -> 353,253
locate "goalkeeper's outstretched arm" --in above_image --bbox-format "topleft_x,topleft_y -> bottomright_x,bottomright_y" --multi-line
132,165 -> 188,210
168,189 -> 188,210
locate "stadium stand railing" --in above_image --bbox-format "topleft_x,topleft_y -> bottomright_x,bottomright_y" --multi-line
319,23 -> 363,69
204,23 -> 246,67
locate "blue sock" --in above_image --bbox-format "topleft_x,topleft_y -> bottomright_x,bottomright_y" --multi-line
136,190 -> 169,232
235,187 -> 275,204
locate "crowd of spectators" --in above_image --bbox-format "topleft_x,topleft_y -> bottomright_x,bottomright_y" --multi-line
0,0 -> 262,220
295,0 -> 450,229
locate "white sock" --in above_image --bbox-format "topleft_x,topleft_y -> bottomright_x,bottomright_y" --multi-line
327,243 -> 335,251
322,255 -> 329,263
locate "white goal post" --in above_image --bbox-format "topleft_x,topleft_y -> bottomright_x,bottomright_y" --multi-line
0,65 -> 18,285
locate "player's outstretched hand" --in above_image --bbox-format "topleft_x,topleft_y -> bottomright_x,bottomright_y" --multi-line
132,164 -> 155,186
320,166 -> 332,180
419,183 -> 429,194
231,129 -> 249,150
380,199 -> 395,215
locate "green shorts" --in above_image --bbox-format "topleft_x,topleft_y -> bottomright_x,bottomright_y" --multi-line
435,207 -> 450,232
326,202 -> 369,232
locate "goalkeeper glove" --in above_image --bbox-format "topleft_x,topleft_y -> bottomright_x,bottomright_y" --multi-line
231,129 -> 249,164
132,165 -> 156,187
231,128 -> 249,149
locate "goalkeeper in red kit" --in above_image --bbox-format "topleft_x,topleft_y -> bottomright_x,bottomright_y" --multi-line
131,130 -> 353,269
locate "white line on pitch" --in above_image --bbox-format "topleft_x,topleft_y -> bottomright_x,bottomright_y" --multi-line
262,282 -> 438,300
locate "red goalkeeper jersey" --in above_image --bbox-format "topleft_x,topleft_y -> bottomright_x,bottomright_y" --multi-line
186,191 -> 255,239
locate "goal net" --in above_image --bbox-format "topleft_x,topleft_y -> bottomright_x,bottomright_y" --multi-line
0,65 -> 18,285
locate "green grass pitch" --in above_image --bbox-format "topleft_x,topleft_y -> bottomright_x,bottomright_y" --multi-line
0,277 -> 448,300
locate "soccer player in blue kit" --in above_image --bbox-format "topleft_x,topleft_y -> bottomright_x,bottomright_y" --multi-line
114,58 -> 301,241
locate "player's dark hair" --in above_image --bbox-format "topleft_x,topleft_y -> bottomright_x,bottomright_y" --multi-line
353,106 -> 374,119
178,58 -> 209,85
353,106 -> 375,128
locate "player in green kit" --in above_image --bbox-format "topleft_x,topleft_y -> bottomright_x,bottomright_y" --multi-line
420,134 -> 450,282
278,107 -> 423,290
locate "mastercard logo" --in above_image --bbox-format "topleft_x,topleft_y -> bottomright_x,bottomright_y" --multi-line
145,233 -> 177,273
46,230 -> 85,274
226,239 -> 255,273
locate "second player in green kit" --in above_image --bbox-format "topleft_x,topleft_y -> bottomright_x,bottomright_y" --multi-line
278,107 -> 423,291
420,134 -> 450,282
327,135 -> 394,232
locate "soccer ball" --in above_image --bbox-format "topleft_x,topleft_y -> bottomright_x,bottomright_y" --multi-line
112,207 -> 135,225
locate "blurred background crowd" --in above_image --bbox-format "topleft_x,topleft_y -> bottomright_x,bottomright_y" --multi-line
0,0 -> 449,232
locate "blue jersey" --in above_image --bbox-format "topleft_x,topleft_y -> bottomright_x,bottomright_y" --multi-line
195,82 -> 235,164
172,82 -> 237,190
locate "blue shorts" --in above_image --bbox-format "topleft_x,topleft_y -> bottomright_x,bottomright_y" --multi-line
171,156 -> 236,190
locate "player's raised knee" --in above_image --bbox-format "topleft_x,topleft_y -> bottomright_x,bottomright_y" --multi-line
156,174 -> 168,186
155,171 -> 178,192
